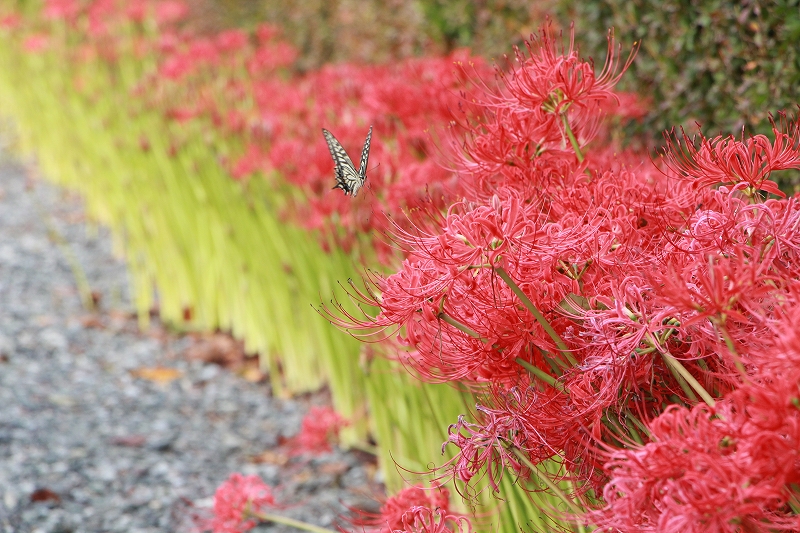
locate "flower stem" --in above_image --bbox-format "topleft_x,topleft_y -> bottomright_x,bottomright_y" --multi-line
516,357 -> 564,391
660,350 -> 716,408
438,312 -> 485,340
510,447 -> 583,516
716,322 -> 749,381
561,113 -> 584,163
496,267 -> 576,365
254,512 -> 339,533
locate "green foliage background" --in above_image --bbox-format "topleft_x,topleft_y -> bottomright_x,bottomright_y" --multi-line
560,0 -> 800,139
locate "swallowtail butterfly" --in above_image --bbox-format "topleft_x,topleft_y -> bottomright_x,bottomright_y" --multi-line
322,126 -> 372,197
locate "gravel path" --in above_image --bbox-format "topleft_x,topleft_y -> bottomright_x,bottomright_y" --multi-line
0,151 -> 376,533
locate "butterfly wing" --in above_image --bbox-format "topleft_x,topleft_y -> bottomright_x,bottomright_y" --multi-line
358,126 -> 373,181
323,127 -> 373,197
322,128 -> 362,196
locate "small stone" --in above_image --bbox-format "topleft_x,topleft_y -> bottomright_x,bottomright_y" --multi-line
0,333 -> 14,356
39,329 -> 68,351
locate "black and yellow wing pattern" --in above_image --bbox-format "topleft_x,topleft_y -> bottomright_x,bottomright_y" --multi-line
322,126 -> 372,197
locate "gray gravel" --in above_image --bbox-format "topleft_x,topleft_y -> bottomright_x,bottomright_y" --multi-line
0,151 -> 377,532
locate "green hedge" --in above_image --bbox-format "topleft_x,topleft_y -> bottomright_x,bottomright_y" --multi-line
558,0 -> 800,139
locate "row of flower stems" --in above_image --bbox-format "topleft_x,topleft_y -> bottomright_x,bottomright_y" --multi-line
0,29 -> 570,531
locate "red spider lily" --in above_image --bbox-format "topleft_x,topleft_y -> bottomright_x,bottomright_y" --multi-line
444,398 -> 531,492
349,484 -> 471,533
154,0 -> 188,25
495,23 -> 637,116
230,144 -> 269,181
17,2 -> 800,526
289,406 -> 347,455
592,399 -> 800,533
445,383 -> 617,495
216,29 -> 248,54
43,0 -> 80,21
589,287 -> 800,532
205,474 -> 276,533
385,507 -> 472,533
22,34 -> 48,53
660,112 -> 800,198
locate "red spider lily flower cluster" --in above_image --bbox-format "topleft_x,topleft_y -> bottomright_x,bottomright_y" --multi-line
661,114 -> 800,198
7,2 -> 644,262
288,406 -> 347,455
350,484 -> 471,533
11,0 -> 800,528
203,473 -> 276,533
9,0 -> 484,258
591,294 -> 800,533
325,20 -> 800,530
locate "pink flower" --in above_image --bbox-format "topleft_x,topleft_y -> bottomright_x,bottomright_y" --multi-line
591,396 -> 800,533
0,13 -> 21,30
230,144 -> 268,181
43,0 -> 80,21
386,507 -> 472,533
154,0 -> 188,25
22,34 -> 48,53
290,406 -> 347,454
497,22 -> 637,116
661,112 -> 800,198
350,484 -> 471,533
216,29 -> 248,54
207,474 -> 275,533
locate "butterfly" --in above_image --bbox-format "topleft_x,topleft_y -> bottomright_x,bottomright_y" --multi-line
322,126 -> 373,197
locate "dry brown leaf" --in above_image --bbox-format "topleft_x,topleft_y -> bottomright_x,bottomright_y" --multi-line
109,435 -> 147,447
186,333 -> 246,368
249,450 -> 289,466
130,366 -> 182,383
239,365 -> 265,383
80,315 -> 104,329
30,488 -> 61,503
318,461 -> 350,476
291,471 -> 313,484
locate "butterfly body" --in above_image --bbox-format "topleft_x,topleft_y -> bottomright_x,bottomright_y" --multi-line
322,126 -> 372,197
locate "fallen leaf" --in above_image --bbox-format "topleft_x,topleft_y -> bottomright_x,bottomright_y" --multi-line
239,365 -> 265,383
249,450 -> 289,466
109,435 -> 147,447
30,488 -> 60,503
186,333 -> 245,368
80,315 -> 104,329
108,309 -> 135,321
318,461 -> 350,476
291,471 -> 313,484
130,366 -> 183,383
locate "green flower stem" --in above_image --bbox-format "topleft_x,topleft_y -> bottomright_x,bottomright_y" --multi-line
561,113 -> 584,163
437,311 -> 565,392
621,413 -> 644,446
716,322 -> 749,380
660,352 -> 699,403
516,357 -> 564,391
254,512 -> 339,533
624,408 -> 652,440
495,267 -> 577,366
510,447 -> 584,516
660,350 -> 716,408
437,312 -> 485,340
